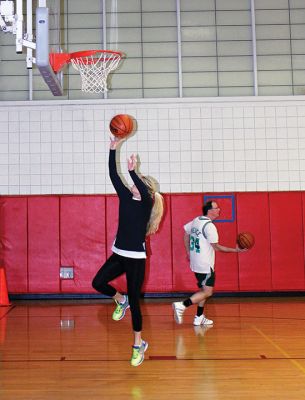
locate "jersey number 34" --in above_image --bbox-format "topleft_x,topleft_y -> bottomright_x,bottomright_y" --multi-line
190,235 -> 200,253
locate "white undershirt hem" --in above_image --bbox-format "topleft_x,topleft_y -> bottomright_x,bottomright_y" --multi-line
112,244 -> 146,259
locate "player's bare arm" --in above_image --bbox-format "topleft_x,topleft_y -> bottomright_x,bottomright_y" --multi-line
211,243 -> 247,253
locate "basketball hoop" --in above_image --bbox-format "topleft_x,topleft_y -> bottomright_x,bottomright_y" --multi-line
50,50 -> 123,93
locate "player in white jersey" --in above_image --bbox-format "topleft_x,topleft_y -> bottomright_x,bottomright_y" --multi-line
172,200 -> 247,326
185,215 -> 218,274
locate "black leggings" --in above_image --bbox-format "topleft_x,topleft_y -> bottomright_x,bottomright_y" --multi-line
92,253 -> 146,332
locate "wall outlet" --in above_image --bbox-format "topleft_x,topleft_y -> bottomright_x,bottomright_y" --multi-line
60,266 -> 74,279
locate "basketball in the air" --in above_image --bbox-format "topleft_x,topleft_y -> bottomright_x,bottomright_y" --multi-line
237,232 -> 255,249
109,114 -> 134,138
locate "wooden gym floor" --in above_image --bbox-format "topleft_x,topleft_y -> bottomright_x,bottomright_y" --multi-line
1,296 -> 305,400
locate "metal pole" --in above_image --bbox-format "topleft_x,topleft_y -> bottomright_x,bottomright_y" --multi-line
27,0 -> 33,100
102,0 -> 107,99
250,0 -> 258,96
176,0 -> 183,97
28,69 -> 33,100
15,0 -> 23,52
102,0 -> 106,50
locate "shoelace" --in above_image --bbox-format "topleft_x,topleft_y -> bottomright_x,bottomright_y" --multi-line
132,348 -> 140,359
115,300 -> 125,310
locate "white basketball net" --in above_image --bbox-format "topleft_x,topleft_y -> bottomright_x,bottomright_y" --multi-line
70,51 -> 122,93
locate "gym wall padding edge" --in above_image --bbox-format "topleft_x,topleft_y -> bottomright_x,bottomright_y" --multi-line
0,197 -> 27,293
1,192 -> 305,295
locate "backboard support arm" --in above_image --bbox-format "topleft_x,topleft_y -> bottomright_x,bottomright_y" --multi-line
0,0 -> 34,52
0,0 -> 63,96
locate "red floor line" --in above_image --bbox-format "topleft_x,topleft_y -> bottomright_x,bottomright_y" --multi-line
2,356 -> 305,363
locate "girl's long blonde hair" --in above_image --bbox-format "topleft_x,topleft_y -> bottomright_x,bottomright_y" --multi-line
141,176 -> 164,235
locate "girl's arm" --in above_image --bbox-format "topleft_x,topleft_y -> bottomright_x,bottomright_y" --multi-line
128,154 -> 151,202
109,138 -> 130,197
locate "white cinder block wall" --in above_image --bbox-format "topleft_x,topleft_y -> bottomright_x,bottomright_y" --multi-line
1,96 -> 305,195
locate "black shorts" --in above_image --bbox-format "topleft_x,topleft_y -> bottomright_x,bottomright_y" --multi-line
195,268 -> 215,288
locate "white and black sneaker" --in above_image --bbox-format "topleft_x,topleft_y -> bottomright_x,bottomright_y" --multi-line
193,314 -> 213,326
172,301 -> 186,324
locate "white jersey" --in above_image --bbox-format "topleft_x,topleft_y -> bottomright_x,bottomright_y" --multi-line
184,216 -> 219,273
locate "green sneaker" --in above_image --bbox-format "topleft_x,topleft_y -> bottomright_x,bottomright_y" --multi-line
112,295 -> 130,321
131,340 -> 148,367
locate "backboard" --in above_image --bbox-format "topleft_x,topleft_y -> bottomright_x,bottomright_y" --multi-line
36,0 -> 63,95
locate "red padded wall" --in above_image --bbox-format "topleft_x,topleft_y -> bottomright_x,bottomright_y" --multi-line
206,193 -> 239,291
28,197 -> 60,293
171,194 -> 203,291
0,197 -> 27,293
302,193 -> 305,282
105,195 -> 119,259
60,196 -> 106,293
143,194 -> 172,292
105,195 -> 126,291
236,193 -> 272,291
269,192 -> 305,290
2,191 -> 305,295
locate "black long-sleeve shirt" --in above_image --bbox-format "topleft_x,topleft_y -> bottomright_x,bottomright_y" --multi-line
109,149 -> 153,254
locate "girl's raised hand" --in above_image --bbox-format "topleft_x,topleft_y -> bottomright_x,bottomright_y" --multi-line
110,136 -> 125,150
127,154 -> 137,171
